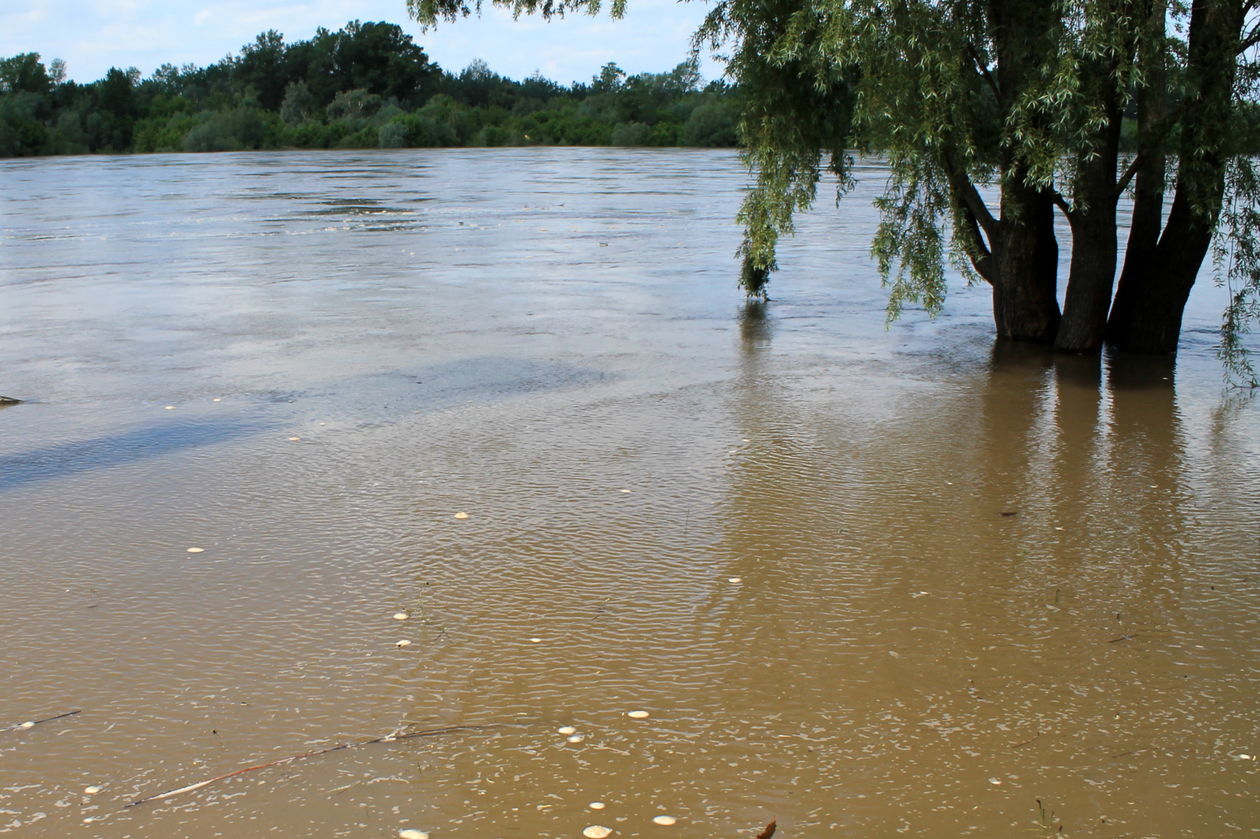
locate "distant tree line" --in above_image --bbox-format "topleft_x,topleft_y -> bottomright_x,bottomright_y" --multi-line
0,20 -> 740,157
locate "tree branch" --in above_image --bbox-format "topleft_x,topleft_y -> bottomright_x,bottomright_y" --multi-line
940,150 -> 998,240
937,148 -> 997,283
1240,26 -> 1260,53
1051,190 -> 1073,217
957,202 -> 996,284
966,42 -> 1001,101
1115,153 -> 1144,195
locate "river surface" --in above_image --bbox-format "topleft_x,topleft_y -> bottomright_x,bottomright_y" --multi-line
0,148 -> 1257,838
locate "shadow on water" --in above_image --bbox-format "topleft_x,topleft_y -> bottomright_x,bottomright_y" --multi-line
0,357 -> 606,493
0,418 -> 268,492
738,299 -> 773,355
407,357 -> 608,406
709,327 -> 1193,631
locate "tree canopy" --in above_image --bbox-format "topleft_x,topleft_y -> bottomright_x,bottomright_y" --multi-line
410,0 -> 1260,377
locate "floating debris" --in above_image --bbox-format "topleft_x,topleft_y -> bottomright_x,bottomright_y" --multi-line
583,826 -> 613,839
399,830 -> 430,839
528,637 -> 543,644
453,512 -> 469,520
393,612 -> 409,621
164,405 -> 175,410
588,802 -> 606,810
652,815 -> 677,826
395,640 -> 412,648
755,819 -> 777,839
558,726 -> 577,735
626,711 -> 650,719
727,577 -> 742,584
186,547 -> 204,554
288,436 -> 301,442
988,777 -> 1003,785
84,786 -> 101,795
567,734 -> 585,744
4,710 -> 81,733
620,489 -> 632,493
212,398 -> 222,403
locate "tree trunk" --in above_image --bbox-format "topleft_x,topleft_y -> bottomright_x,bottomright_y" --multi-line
1108,196 -> 1211,353
1057,68 -> 1124,353
986,0 -> 1064,343
992,180 -> 1061,342
1057,205 -> 1118,352
1108,0 -> 1169,346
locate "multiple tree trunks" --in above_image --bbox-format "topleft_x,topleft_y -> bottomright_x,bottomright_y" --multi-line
963,0 -> 1247,358
1107,0 -> 1245,355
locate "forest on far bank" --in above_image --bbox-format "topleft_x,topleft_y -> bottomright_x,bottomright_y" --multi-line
0,20 -> 740,158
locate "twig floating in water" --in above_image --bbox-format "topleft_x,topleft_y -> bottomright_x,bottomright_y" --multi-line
755,819 -> 777,839
1011,731 -> 1043,749
3,710 -> 81,733
126,723 -> 495,808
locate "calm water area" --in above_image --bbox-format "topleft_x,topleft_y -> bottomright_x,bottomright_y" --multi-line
1,148 -> 1257,838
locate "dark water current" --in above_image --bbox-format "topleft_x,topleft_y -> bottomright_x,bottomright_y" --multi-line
0,148 -> 1257,837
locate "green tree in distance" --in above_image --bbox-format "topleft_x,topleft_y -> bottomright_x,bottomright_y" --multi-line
409,0 -> 1260,377
1,24 -> 739,157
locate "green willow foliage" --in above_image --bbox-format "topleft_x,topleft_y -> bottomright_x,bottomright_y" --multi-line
0,21 -> 738,159
714,0 -> 1260,376
412,0 -> 1260,376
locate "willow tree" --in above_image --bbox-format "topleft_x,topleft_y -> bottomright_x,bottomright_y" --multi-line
409,0 -> 1260,374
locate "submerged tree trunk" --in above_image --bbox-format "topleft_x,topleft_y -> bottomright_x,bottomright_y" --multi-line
1108,0 -> 1169,347
1057,203 -> 1118,352
1107,0 -> 1243,354
992,180 -> 1061,342
986,0 -> 1064,343
1057,56 -> 1125,353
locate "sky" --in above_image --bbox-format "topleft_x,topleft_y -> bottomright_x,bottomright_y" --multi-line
0,0 -> 724,86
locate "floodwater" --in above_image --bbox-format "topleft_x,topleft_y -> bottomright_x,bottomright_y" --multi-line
0,148 -> 1257,838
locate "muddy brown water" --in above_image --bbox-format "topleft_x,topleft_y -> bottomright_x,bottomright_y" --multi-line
1,149 -> 1257,837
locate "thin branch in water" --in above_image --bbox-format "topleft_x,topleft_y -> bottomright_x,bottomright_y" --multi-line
3,710 -> 81,733
1011,731 -> 1043,749
126,723 -> 496,808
